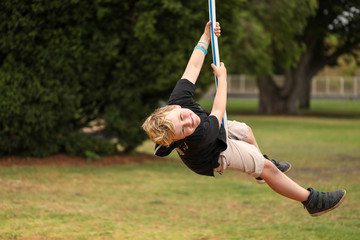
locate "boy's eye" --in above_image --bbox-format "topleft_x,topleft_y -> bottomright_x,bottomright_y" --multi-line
180,115 -> 183,121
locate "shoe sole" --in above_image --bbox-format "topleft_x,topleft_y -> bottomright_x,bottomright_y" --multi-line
310,190 -> 347,217
282,164 -> 292,174
256,163 -> 292,184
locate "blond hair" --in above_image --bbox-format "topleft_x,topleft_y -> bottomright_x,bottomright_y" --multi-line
142,106 -> 176,147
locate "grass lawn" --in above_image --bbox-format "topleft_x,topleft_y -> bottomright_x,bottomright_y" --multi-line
198,98 -> 360,116
1,99 -> 360,239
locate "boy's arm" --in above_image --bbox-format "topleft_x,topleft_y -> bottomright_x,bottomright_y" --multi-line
210,62 -> 227,128
181,21 -> 220,85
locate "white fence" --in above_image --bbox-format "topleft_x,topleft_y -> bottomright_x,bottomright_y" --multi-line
312,76 -> 359,97
215,75 -> 360,98
227,75 -> 258,95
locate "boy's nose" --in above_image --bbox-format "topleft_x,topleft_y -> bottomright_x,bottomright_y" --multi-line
185,117 -> 192,127
182,116 -> 189,126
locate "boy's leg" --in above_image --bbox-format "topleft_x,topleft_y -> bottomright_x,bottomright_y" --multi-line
255,155 -> 291,184
227,121 -> 261,152
222,139 -> 310,202
244,125 -> 261,153
260,160 -> 347,216
229,122 -> 291,183
260,160 -> 309,202
225,121 -> 346,216
225,123 -> 291,180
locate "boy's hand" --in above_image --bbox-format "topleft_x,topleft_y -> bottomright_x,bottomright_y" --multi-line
210,62 -> 227,127
211,62 -> 227,80
204,21 -> 221,40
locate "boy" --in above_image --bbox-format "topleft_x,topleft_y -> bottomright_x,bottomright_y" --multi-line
142,21 -> 346,217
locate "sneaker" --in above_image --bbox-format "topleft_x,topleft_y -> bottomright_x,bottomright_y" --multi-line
256,155 -> 292,184
302,188 -> 346,217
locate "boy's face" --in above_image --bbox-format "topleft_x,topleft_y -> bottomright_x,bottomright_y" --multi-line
165,105 -> 200,140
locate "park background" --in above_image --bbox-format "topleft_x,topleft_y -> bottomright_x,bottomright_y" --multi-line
1,0 -> 360,239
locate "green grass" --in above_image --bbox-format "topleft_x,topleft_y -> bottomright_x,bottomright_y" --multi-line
198,98 -> 360,115
1,99 -> 360,239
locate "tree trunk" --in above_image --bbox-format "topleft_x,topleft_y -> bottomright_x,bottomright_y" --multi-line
297,57 -> 328,110
257,38 -> 318,115
296,33 -> 348,110
298,75 -> 312,109
257,16 -> 356,114
257,74 -> 298,114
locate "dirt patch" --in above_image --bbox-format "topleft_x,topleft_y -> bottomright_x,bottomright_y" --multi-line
0,153 -> 171,167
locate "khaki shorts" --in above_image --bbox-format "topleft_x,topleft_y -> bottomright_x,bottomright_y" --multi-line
214,121 -> 265,177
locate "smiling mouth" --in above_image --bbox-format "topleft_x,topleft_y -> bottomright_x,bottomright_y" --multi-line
191,116 -> 194,128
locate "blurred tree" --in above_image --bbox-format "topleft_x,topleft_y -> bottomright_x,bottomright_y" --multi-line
0,0 -> 244,156
297,0 -> 360,109
228,0 -> 360,114
227,0 -> 317,113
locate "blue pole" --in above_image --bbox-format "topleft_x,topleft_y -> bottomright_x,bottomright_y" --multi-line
209,0 -> 228,136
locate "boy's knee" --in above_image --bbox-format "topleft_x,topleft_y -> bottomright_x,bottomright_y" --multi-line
247,125 -> 253,134
261,159 -> 280,176
246,125 -> 254,141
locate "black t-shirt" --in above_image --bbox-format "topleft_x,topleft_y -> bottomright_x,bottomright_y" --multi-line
154,79 -> 227,176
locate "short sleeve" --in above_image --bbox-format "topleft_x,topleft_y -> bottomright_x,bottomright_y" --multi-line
167,79 -> 196,106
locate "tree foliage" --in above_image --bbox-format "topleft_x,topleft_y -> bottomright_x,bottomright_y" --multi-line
228,0 -> 360,113
297,0 -> 360,108
227,0 -> 317,76
0,0 -> 244,156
